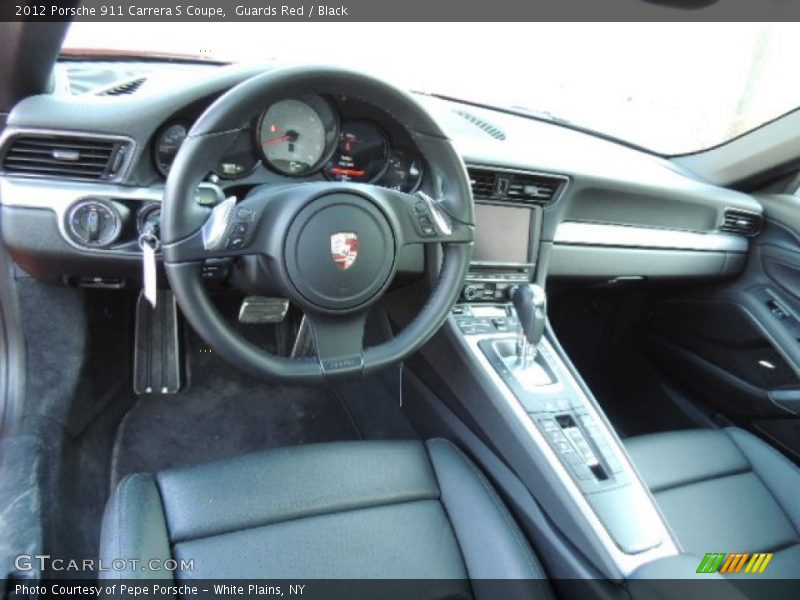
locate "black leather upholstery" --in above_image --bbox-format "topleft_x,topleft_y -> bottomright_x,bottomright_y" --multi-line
100,439 -> 552,597
626,427 -> 800,578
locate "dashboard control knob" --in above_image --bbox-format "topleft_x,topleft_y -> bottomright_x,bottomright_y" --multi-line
65,199 -> 124,248
463,285 -> 479,301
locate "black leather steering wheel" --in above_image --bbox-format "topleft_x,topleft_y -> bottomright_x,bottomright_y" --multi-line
161,66 -> 474,382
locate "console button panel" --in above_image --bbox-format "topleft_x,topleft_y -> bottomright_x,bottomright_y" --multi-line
533,411 -> 626,492
466,304 -> 628,494
453,303 -> 518,335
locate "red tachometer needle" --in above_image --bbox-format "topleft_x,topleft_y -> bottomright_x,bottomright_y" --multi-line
263,134 -> 292,146
330,167 -> 366,177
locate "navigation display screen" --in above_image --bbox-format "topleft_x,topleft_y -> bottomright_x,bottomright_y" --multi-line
472,203 -> 532,264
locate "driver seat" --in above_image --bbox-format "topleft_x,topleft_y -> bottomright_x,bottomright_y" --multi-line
99,439 -> 553,596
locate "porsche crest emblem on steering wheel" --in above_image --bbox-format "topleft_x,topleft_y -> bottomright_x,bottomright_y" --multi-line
330,232 -> 359,270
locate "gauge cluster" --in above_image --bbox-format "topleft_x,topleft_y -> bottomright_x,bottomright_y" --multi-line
151,95 -> 425,192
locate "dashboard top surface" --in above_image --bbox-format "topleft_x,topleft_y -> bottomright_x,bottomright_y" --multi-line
2,61 -> 758,213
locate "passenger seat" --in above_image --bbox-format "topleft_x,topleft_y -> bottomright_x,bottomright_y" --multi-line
626,427 -> 800,578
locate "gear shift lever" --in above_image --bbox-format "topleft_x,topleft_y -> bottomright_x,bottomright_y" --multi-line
512,284 -> 547,366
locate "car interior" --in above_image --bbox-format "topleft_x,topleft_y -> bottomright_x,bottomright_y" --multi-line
2,19 -> 800,600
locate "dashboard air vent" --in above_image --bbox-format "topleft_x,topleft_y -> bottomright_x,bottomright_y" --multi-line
98,77 -> 146,96
720,209 -> 762,237
468,167 -> 566,206
454,110 -> 506,140
2,135 -> 130,180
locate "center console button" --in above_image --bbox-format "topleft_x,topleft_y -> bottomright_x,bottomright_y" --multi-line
553,440 -> 573,454
552,397 -> 571,411
538,417 -> 559,431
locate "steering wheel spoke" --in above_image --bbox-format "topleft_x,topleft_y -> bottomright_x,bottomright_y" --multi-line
162,196 -> 264,263
306,311 -> 367,376
373,187 -> 473,246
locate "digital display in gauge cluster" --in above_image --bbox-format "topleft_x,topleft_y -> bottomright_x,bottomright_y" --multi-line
324,120 -> 389,183
323,120 -> 424,192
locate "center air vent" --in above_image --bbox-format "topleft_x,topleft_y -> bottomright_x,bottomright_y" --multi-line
720,209 -> 762,237
468,167 -> 566,206
1,134 -> 130,181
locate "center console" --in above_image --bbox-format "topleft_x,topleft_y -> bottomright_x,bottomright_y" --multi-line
444,198 -> 679,577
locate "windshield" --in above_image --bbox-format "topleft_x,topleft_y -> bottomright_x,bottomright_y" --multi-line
62,22 -> 800,155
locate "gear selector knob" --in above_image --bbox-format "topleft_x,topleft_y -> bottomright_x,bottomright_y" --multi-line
512,284 -> 547,349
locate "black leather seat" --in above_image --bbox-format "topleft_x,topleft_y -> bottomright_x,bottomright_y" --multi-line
100,439 -> 552,596
626,427 -> 800,578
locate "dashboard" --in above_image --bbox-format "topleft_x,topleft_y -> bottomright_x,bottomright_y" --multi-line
0,61 -> 765,288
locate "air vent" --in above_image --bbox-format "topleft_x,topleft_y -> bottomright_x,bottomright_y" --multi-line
97,77 -> 146,96
720,209 -> 762,237
468,167 -> 566,206
454,110 -> 506,140
2,134 -> 130,180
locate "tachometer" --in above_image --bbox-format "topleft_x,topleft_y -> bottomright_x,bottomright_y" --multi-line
323,120 -> 389,184
258,97 -> 337,176
154,123 -> 188,177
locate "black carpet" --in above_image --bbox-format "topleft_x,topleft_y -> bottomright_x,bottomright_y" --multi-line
14,279 -> 136,568
110,325 -> 360,487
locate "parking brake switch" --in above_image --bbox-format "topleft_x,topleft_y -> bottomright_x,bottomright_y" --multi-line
562,424 -> 601,468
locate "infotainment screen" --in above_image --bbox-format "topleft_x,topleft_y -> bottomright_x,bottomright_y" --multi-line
471,203 -> 532,264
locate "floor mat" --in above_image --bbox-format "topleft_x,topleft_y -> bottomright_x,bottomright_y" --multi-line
110,325 -> 360,487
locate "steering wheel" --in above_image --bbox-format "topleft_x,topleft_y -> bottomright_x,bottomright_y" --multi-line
161,66 -> 474,382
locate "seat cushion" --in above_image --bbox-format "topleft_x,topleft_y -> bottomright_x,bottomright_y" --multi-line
100,439 -> 552,597
626,428 -> 800,578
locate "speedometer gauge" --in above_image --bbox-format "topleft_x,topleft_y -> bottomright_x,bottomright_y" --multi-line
324,121 -> 389,183
258,97 -> 337,176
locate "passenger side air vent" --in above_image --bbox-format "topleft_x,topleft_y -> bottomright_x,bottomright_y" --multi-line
720,209 -> 762,237
2,134 -> 131,180
468,167 -> 566,206
97,77 -> 146,96
454,110 -> 506,140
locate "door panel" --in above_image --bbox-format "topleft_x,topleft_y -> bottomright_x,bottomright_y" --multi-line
762,244 -> 800,302
644,194 -> 800,460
